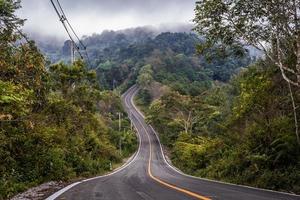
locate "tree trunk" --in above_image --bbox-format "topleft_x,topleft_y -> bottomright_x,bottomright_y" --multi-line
288,82 -> 300,145
294,0 -> 300,86
296,38 -> 300,86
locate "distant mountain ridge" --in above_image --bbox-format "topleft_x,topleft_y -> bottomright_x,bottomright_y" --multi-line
30,25 -> 256,91
32,26 -> 261,67
29,23 -> 194,62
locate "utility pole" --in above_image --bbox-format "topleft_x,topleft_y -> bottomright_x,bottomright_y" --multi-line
119,136 -> 122,156
117,112 -> 123,155
50,0 -> 86,65
130,111 -> 133,131
70,40 -> 75,64
113,79 -> 116,90
117,112 -> 122,132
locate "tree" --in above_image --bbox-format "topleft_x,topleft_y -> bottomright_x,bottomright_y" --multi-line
0,0 -> 24,43
161,92 -> 201,135
194,0 -> 300,87
137,64 -> 153,88
0,2 -> 137,198
194,0 -> 300,144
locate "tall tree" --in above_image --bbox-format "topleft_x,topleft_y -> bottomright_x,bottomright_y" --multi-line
0,0 -> 46,118
194,0 -> 300,144
194,0 -> 300,87
137,64 -> 154,88
0,0 -> 24,43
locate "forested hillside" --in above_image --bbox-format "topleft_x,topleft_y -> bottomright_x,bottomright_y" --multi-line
134,0 -> 300,194
1,0 -> 299,198
138,61 -> 300,193
0,1 -> 136,199
41,27 -> 255,92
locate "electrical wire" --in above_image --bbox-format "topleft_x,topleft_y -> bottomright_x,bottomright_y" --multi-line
55,0 -> 92,66
55,0 -> 85,49
56,0 -> 91,66
50,0 -> 88,62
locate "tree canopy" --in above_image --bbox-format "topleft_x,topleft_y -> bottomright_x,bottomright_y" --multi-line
0,1 -> 137,198
194,0 -> 300,87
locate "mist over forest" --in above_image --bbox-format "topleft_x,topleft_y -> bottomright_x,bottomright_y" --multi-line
1,0 -> 299,199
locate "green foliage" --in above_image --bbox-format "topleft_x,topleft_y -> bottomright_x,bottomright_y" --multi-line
194,0 -> 297,47
0,0 -> 24,43
194,0 -> 300,87
0,80 -> 33,118
172,133 -> 223,173
137,89 -> 152,106
52,31 -> 251,91
137,64 -> 153,88
97,60 -> 115,70
144,62 -> 300,194
0,61 -> 137,199
0,2 -> 137,198
231,66 -> 272,120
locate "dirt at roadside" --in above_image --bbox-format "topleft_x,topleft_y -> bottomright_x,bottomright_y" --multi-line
10,181 -> 67,200
9,154 -> 136,200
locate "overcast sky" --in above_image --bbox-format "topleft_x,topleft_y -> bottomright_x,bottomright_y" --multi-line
17,0 -> 196,39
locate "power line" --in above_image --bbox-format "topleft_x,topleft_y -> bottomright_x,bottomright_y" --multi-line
55,0 -> 92,66
50,0 -> 83,60
55,0 -> 92,67
50,0 -> 92,65
55,0 -> 85,49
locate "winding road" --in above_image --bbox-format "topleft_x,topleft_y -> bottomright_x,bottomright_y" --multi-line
47,85 -> 300,200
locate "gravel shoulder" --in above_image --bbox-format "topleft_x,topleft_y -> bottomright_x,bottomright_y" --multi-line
10,181 -> 67,200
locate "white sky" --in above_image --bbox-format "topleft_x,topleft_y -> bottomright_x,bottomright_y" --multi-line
17,0 -> 196,39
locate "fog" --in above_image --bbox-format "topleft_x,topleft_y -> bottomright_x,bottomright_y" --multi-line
17,0 -> 196,39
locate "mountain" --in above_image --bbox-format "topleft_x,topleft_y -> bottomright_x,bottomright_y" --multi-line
34,26 -> 252,91
29,24 -> 193,62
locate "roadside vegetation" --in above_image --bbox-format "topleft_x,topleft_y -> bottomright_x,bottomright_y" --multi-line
135,0 -> 300,194
0,1 -> 136,199
137,62 -> 300,193
1,0 -> 299,198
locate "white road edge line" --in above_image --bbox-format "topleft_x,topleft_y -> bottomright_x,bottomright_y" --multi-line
46,85 -> 142,200
130,86 -> 300,198
130,89 -> 212,200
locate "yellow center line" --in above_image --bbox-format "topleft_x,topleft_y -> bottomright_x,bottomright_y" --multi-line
145,128 -> 212,200
130,88 -> 211,200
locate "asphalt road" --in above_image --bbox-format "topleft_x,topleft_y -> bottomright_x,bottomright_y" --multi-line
50,85 -> 300,200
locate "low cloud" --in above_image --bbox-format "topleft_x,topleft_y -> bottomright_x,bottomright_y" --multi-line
17,0 -> 196,39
